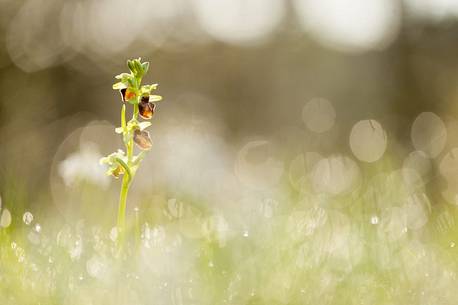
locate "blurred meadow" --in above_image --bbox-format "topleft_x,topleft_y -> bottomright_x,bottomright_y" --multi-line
2,0 -> 458,304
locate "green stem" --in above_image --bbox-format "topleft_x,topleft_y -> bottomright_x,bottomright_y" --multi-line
133,103 -> 139,120
116,100 -> 139,244
116,82 -> 141,249
117,104 -> 135,237
117,174 -> 130,232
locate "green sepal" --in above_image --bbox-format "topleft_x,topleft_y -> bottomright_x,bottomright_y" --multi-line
141,62 -> 149,74
138,121 -> 152,130
127,60 -> 135,74
115,73 -> 131,80
140,84 -> 158,95
127,78 -> 136,88
150,95 -> 162,102
134,60 -> 143,77
113,82 -> 127,90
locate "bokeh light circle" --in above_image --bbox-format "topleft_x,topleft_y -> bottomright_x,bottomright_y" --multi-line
293,0 -> 401,53
349,120 -> 387,163
311,155 -> 360,196
235,140 -> 284,190
403,150 -> 432,180
0,209 -> 12,228
289,152 -> 323,191
439,148 -> 458,205
302,98 -> 336,133
411,112 -> 447,158
193,0 -> 284,46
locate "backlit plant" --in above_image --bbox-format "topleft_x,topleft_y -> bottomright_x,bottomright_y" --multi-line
100,58 -> 162,239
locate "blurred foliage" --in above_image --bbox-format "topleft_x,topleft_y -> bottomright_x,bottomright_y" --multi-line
1,0 -> 458,304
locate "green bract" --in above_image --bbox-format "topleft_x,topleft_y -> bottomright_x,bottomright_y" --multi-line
111,58 -> 161,105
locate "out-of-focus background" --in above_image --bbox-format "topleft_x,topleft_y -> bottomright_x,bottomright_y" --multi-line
2,0 -> 458,216
2,1 -> 458,304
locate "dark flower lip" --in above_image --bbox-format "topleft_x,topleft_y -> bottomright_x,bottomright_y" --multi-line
119,88 -> 136,102
140,95 -> 149,103
139,99 -> 155,119
119,88 -> 127,102
133,129 -> 152,150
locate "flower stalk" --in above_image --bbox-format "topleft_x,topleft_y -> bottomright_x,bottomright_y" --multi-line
100,58 -> 162,241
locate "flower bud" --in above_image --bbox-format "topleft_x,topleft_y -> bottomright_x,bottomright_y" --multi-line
133,129 -> 152,150
138,96 -> 155,119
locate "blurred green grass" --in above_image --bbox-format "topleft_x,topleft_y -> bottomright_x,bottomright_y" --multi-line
1,158 -> 458,305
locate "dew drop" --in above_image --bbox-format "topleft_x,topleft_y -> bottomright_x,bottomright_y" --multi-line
243,230 -> 249,237
208,261 -> 214,268
450,242 -> 456,248
69,238 -> 83,261
110,227 -> 118,242
370,215 -> 379,225
34,223 -> 41,233
23,212 -> 34,225
86,256 -> 106,279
